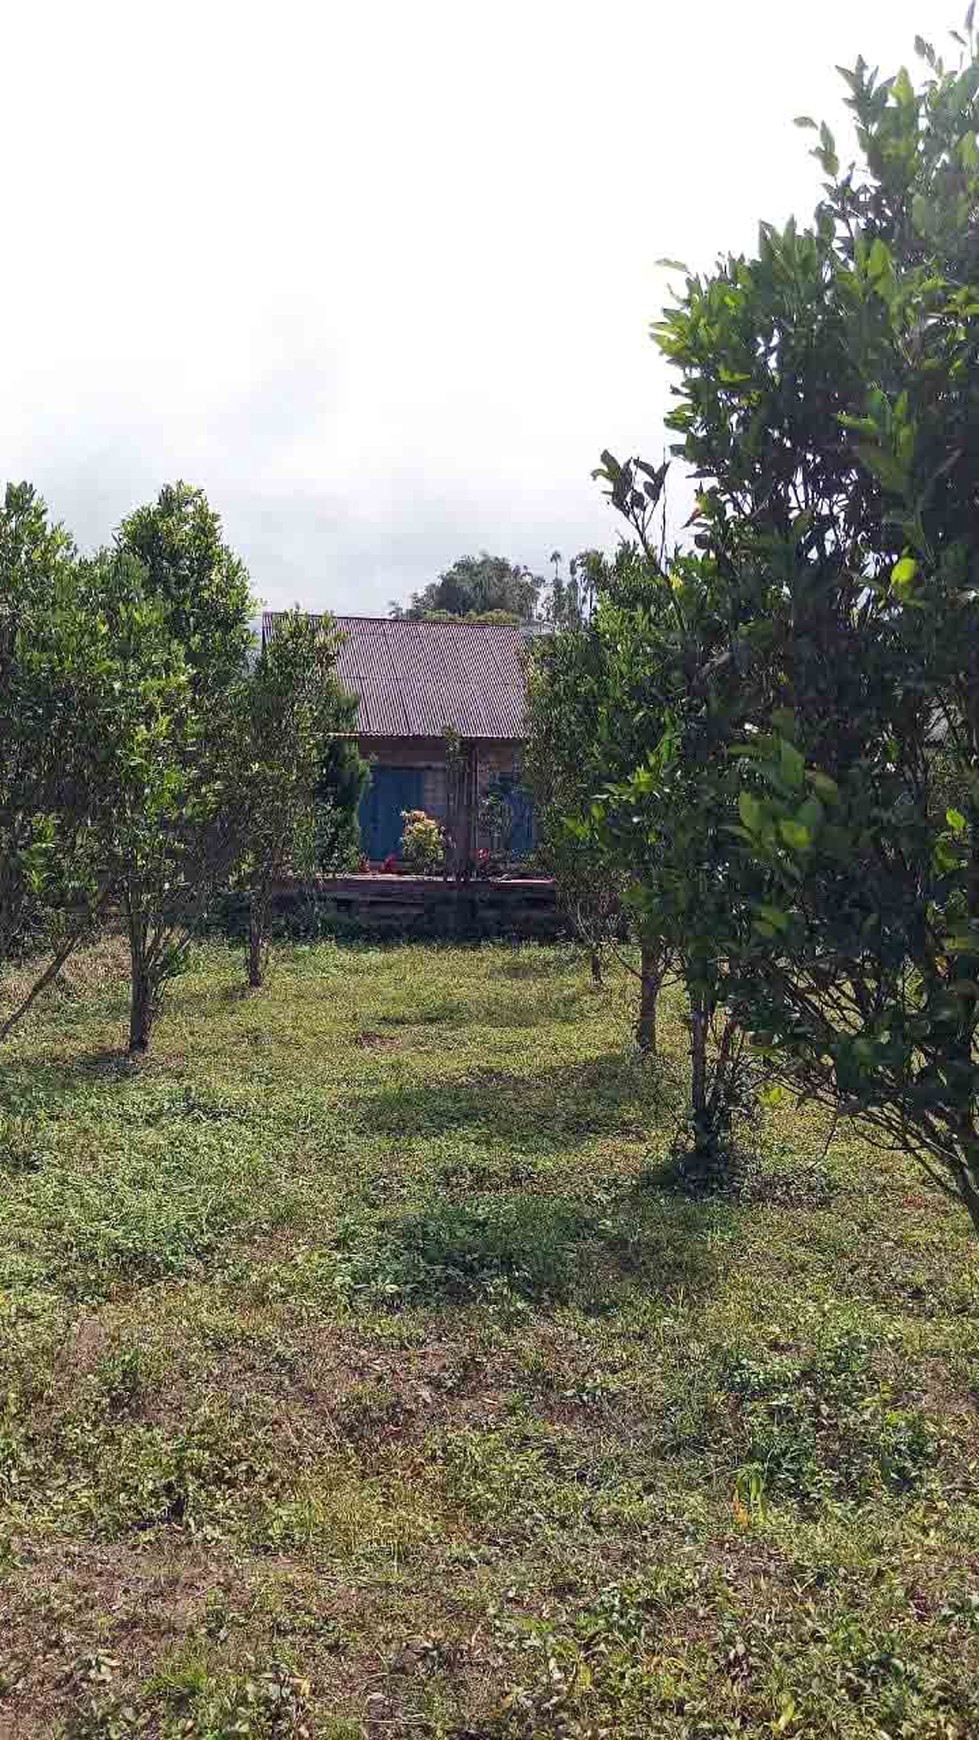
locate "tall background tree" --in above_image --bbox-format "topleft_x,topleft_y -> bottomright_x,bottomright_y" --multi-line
390,552 -> 544,622
540,548 -> 599,630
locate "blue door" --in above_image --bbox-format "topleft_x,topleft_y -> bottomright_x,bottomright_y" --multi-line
359,765 -> 425,861
504,783 -> 536,859
490,775 -> 536,861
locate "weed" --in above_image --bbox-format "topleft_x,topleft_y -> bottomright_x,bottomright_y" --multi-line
718,1335 -> 941,1505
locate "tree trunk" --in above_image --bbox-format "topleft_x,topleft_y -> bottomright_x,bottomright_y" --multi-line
960,1157 -> 979,1236
248,894 -> 265,989
128,935 -> 154,1056
686,992 -> 734,1190
637,942 -> 661,1055
952,1116 -> 979,1237
590,948 -> 603,987
125,890 -> 158,1057
690,996 -> 708,1134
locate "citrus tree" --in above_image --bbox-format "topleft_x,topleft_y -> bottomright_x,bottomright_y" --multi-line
526,525 -> 761,1126
651,18 -> 979,1226
113,484 -> 254,1054
525,568 -> 638,1008
590,522 -> 765,1174
237,610 -> 359,988
0,487 -> 185,1045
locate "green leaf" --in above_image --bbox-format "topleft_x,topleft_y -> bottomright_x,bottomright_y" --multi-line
756,903 -> 790,933
779,738 -> 805,791
855,444 -> 909,495
817,120 -> 839,176
892,65 -> 915,107
778,819 -> 812,850
912,193 -> 931,234
797,796 -> 824,832
807,770 -> 839,801
739,790 -> 762,833
759,1083 -> 788,1107
892,556 -> 919,588
867,237 -> 892,281
946,808 -> 967,833
794,116 -> 818,130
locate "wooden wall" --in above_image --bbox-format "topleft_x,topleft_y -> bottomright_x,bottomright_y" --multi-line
356,736 -> 525,858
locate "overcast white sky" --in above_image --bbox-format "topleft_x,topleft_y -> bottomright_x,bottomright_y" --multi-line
3,0 -> 939,613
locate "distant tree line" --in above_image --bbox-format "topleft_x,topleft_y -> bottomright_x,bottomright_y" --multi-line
390,550 -> 596,628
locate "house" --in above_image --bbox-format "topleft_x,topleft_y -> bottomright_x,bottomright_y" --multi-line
261,613 -> 535,867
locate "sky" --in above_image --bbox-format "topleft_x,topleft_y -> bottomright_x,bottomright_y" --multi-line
3,0 -> 940,615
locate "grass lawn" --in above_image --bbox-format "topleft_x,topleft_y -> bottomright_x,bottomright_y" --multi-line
1,939 -> 978,1738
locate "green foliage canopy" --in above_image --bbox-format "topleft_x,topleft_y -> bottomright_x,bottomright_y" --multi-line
112,483 -> 256,1052
391,552 -> 544,623
236,610 -> 362,984
0,485 -> 187,1043
647,19 -> 979,1226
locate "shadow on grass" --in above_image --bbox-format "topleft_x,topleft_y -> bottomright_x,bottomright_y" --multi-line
494,950 -> 579,981
170,980 -> 255,1010
374,993 -> 586,1032
471,989 -> 600,1030
0,1050 -> 131,1114
0,1043 -> 202,1129
354,1052 -> 680,1153
375,1000 -> 469,1029
340,1178 -> 725,1309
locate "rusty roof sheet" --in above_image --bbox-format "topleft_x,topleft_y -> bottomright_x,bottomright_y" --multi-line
262,613 -> 528,740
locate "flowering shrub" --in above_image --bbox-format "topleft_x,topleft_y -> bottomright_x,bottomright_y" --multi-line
400,809 -> 445,873
478,788 -> 513,862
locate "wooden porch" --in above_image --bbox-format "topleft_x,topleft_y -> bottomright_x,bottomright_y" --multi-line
274,873 -> 559,938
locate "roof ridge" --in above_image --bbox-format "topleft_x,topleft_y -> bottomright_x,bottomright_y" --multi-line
263,609 -> 521,630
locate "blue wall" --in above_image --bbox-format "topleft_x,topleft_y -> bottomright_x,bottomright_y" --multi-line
358,761 -> 537,864
358,766 -> 426,861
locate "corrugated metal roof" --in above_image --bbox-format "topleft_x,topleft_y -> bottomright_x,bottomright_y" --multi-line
262,613 -> 527,740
